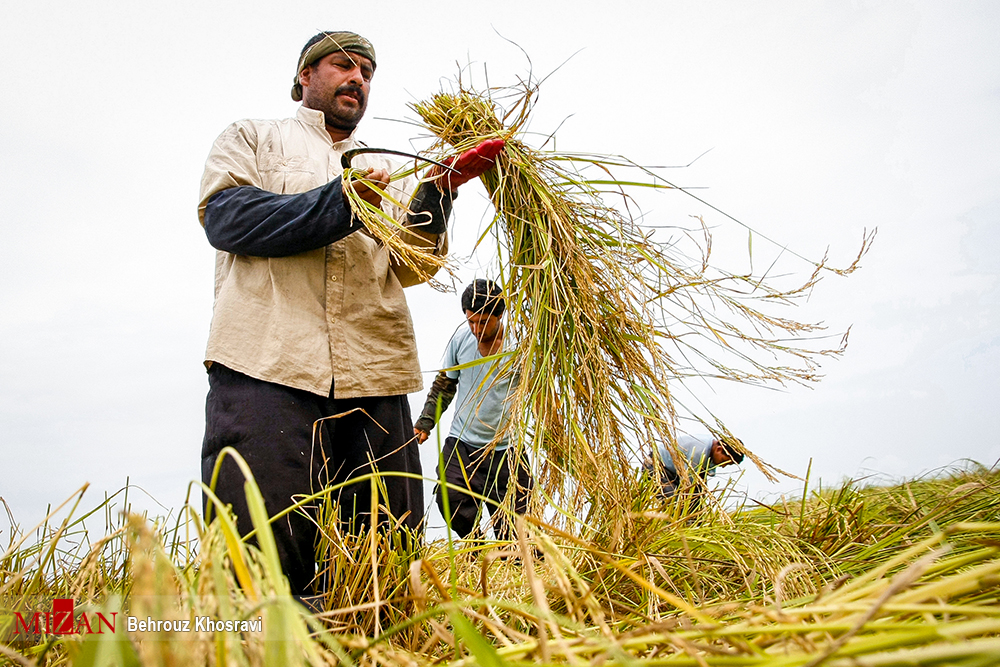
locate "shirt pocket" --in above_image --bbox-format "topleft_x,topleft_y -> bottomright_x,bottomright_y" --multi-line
258,154 -> 319,194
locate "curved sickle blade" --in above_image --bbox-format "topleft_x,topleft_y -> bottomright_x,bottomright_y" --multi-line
340,147 -> 458,172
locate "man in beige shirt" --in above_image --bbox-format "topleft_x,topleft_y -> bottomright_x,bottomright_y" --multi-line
198,31 -> 502,595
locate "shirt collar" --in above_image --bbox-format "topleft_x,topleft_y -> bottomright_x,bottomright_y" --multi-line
296,105 -> 359,148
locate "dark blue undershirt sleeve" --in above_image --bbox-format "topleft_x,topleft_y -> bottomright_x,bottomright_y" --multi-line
203,178 -> 356,257
407,181 -> 455,234
204,178 -> 454,257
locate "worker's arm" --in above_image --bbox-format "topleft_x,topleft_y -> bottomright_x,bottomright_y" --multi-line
413,371 -> 459,443
200,123 -> 498,259
203,180 -> 358,256
199,120 -> 369,257
205,170 -> 458,258
199,120 -> 398,257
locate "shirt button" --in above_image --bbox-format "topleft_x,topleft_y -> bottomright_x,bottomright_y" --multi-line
331,275 -> 338,281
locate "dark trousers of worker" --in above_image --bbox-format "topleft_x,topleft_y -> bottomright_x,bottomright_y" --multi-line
642,461 -> 681,497
201,364 -> 424,595
436,437 -> 532,540
643,461 -> 706,511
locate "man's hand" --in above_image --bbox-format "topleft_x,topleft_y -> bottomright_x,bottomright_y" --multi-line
413,427 -> 429,444
429,138 -> 505,192
344,167 -> 389,209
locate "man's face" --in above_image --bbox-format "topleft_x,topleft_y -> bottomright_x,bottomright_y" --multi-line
711,441 -> 735,467
465,310 -> 502,344
299,50 -> 373,132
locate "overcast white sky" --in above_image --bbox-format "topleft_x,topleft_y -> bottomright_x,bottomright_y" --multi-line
2,1 -> 998,535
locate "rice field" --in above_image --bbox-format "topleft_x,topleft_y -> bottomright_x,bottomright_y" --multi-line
1,462 -> 998,666
4,78 -> 991,666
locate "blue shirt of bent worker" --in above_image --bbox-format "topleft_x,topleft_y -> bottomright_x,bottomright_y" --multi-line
656,434 -> 718,485
442,324 -> 517,449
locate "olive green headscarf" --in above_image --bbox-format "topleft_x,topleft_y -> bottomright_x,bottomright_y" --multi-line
291,31 -> 377,102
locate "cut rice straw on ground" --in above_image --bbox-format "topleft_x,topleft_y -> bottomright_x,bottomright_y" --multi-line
3,466 -> 998,665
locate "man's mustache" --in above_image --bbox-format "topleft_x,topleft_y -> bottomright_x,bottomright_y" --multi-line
336,84 -> 365,103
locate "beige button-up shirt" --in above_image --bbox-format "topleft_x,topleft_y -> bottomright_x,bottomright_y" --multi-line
198,106 -> 446,398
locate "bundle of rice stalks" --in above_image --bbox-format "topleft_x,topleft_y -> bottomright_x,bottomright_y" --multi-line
407,76 -> 873,540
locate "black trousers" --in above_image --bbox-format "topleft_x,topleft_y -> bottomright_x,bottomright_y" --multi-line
201,364 -> 424,594
435,437 -> 533,540
642,461 -> 681,497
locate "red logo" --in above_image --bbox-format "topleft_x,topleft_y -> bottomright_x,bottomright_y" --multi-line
13,599 -> 117,636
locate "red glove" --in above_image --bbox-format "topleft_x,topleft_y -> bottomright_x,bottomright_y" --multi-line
430,138 -> 505,192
